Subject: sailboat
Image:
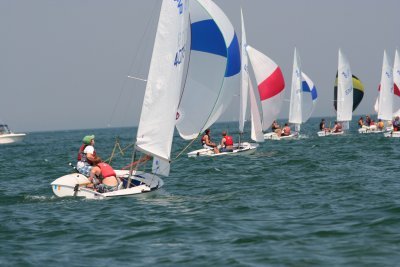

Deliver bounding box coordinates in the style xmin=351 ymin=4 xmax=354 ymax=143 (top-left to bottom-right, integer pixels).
xmin=318 ymin=49 xmax=363 ymax=136
xmin=0 ymin=124 xmax=26 ymax=144
xmin=187 ymin=8 xmax=261 ymax=157
xmin=51 ymin=0 xmax=189 ymax=199
xmin=363 ymin=51 xmax=394 ymax=134
xmin=265 ymin=48 xmax=317 ymax=140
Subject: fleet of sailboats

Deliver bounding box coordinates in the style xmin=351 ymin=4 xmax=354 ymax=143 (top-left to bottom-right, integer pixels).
xmin=0 ymin=0 xmax=389 ymax=197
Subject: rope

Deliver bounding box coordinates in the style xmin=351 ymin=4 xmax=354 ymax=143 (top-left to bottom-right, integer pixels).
xmin=173 ymin=133 xmax=201 ymax=161
xmin=105 ymin=142 xmax=134 ymax=163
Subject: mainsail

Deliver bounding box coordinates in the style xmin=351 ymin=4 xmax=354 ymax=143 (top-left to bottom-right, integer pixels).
xmin=136 ymin=0 xmax=189 ymax=176
xmin=176 ymin=0 xmax=241 ymax=140
xmin=288 ymin=48 xmax=303 ymax=129
xmin=393 ymin=49 xmax=400 ymax=117
xmin=335 ymin=49 xmax=354 ymax=123
xmin=377 ymin=50 xmax=394 ymax=121
xmin=241 ymin=9 xmax=263 ymax=142
xmin=246 ymin=45 xmax=285 ymax=131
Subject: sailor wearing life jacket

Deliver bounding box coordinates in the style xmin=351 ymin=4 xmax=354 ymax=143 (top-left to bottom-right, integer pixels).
xmin=332 ymin=121 xmax=343 ymax=133
xmin=220 ymin=131 xmax=234 ymax=153
xmin=76 ymin=135 xmax=97 ymax=177
xmin=95 ymin=162 xmax=119 ymax=193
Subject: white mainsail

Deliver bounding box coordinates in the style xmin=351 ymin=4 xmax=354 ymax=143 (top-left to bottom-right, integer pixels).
xmin=136 ymin=0 xmax=189 ymax=176
xmin=246 ymin=45 xmax=285 ymax=131
xmin=288 ymin=48 xmax=303 ymax=131
xmin=249 ymin=81 xmax=264 ymax=142
xmin=337 ymin=49 xmax=353 ymax=124
xmin=240 ymin=9 xmax=263 ymax=142
xmin=377 ymin=50 xmax=394 ymax=121
xmin=176 ymin=0 xmax=241 ymax=140
xmin=239 ymin=8 xmax=248 ymax=134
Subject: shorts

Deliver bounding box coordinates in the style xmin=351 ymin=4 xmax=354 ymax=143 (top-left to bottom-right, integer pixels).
xmin=97 ymin=184 xmax=118 ymax=193
xmin=220 ymin=147 xmax=233 ymax=153
xmin=76 ymin=162 xmax=92 ymax=177
xmin=203 ymin=144 xmax=215 ymax=150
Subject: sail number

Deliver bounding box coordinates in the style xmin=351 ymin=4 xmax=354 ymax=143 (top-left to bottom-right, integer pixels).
xmin=174 ymin=0 xmax=183 ymax=14
xmin=174 ymin=46 xmax=185 ymax=66
xmin=345 ymin=87 xmax=353 ymax=95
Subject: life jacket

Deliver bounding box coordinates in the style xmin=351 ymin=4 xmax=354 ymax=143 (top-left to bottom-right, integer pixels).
xmin=97 ymin=162 xmax=116 ymax=179
xmin=77 ymin=144 xmax=96 ymax=164
xmin=224 ymin=136 xmax=233 ymax=146
xmin=335 ymin=124 xmax=342 ymax=132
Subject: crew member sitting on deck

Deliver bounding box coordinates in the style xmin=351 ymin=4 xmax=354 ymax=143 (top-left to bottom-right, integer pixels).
xmin=393 ymin=116 xmax=400 ymax=131
xmin=271 ymin=120 xmax=282 ymax=137
xmin=365 ymin=115 xmax=372 ymax=126
xmin=319 ymin=119 xmax=330 ymax=132
xmin=219 ymin=131 xmax=234 ymax=153
xmin=332 ymin=121 xmax=343 ymax=133
xmin=201 ymin=129 xmax=219 ymax=154
xmin=358 ymin=117 xmax=364 ymax=128
xmin=76 ymin=135 xmax=98 ymax=178
xmin=281 ymin=123 xmax=291 ymax=136
xmin=90 ymin=157 xmax=119 ymax=193
xmin=377 ymin=119 xmax=384 ymax=131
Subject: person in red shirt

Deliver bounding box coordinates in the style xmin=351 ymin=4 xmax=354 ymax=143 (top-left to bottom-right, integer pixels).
xmin=220 ymin=131 xmax=234 ymax=153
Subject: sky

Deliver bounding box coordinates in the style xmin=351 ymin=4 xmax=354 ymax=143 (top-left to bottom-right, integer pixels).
xmin=1 ymin=0 xmax=399 ymax=132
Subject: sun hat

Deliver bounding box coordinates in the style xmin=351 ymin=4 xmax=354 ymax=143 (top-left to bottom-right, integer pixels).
xmin=82 ymin=135 xmax=95 ymax=145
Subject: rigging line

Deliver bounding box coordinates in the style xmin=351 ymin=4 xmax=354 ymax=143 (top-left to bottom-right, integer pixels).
xmin=104 ymin=142 xmax=134 ymax=163
xmin=173 ymin=133 xmax=201 ymax=161
xmin=107 ymin=0 xmax=160 ymax=127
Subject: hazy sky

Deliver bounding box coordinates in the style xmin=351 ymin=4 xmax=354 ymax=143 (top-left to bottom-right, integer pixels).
xmin=1 ymin=0 xmax=399 ymax=132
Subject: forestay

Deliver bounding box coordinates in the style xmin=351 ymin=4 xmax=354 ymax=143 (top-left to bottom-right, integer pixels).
xmin=377 ymin=50 xmax=394 ymax=121
xmin=176 ymin=0 xmax=241 ymax=140
xmin=246 ymin=45 xmax=285 ymax=131
xmin=135 ymin=0 xmax=189 ymax=176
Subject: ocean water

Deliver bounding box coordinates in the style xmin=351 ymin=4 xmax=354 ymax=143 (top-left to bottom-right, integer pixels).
xmin=1 ymin=117 xmax=400 ymax=266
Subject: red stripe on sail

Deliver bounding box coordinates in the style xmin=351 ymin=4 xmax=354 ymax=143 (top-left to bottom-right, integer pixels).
xmin=379 ymin=83 xmax=400 ymax=97
xmin=258 ymin=67 xmax=285 ymax=101
xmin=394 ymin=83 xmax=400 ymax=97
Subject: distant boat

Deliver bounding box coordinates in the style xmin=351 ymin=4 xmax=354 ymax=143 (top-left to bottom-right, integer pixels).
xmin=288 ymin=48 xmax=318 ymax=134
xmin=319 ymin=49 xmax=363 ymax=136
xmin=0 ymin=124 xmax=26 ymax=144
xmin=363 ymin=51 xmax=393 ymax=134
xmin=238 ymin=13 xmax=285 ymax=141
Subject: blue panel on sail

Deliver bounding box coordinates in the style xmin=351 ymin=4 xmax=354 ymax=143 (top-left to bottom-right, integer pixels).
xmin=302 ymin=80 xmax=317 ymax=101
xmin=191 ymin=20 xmax=226 ymax=58
xmin=225 ymin=33 xmax=241 ymax=77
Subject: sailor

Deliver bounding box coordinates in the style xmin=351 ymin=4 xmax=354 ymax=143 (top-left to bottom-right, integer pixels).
xmin=358 ymin=117 xmax=364 ymax=128
xmin=76 ymin=135 xmax=97 ymax=178
xmin=332 ymin=121 xmax=343 ymax=133
xmin=94 ymin=160 xmax=119 ymax=193
xmin=281 ymin=123 xmax=291 ymax=136
xmin=393 ymin=116 xmax=400 ymax=131
xmin=319 ymin=119 xmax=330 ymax=132
xmin=201 ymin=129 xmax=219 ymax=154
xmin=271 ymin=120 xmax=282 ymax=137
xmin=365 ymin=115 xmax=372 ymax=126
xmin=377 ymin=119 xmax=384 ymax=130
xmin=220 ymin=131 xmax=234 ymax=153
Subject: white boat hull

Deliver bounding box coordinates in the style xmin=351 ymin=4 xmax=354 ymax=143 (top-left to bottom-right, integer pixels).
xmin=358 ymin=126 xmax=384 ymax=134
xmin=317 ymin=131 xmax=344 ymax=137
xmin=0 ymin=133 xmax=26 ymax=144
xmin=384 ymin=131 xmax=400 ymax=138
xmin=51 ymin=170 xmax=164 ymax=199
xmin=187 ymin=142 xmax=258 ymax=157
xmin=263 ymin=132 xmax=298 ymax=140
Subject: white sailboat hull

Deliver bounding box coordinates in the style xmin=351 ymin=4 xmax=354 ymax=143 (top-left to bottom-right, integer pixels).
xmin=384 ymin=131 xmax=400 ymax=138
xmin=263 ymin=132 xmax=299 ymax=140
xmin=0 ymin=133 xmax=26 ymax=144
xmin=51 ymin=170 xmax=163 ymax=199
xmin=187 ymin=142 xmax=258 ymax=158
xmin=358 ymin=126 xmax=385 ymax=134
xmin=317 ymin=131 xmax=344 ymax=137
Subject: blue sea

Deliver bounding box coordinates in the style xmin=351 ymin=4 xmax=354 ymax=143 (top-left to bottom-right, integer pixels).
xmin=1 ymin=117 xmax=399 ymax=266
